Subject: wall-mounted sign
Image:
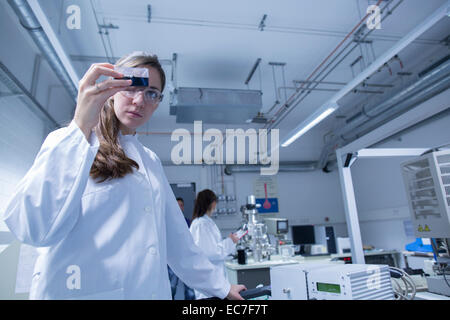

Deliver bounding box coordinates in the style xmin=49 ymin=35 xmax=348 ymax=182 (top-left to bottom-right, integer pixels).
xmin=253 ymin=176 xmax=279 ymax=214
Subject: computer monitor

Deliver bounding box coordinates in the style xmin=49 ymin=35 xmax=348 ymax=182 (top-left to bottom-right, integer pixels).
xmin=291 ymin=225 xmax=315 ymax=245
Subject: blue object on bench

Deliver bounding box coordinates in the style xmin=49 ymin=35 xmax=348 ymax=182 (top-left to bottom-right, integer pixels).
xmin=405 ymin=238 xmax=433 ymax=253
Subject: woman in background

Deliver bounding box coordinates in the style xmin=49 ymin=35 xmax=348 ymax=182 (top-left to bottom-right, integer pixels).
xmin=189 ymin=189 xmax=240 ymax=299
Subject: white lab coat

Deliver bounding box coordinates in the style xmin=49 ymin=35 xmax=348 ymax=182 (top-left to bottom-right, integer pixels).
xmin=189 ymin=215 xmax=236 ymax=299
xmin=2 ymin=121 xmax=230 ymax=300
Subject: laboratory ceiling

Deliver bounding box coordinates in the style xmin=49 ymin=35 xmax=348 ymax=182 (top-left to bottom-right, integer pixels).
xmin=7 ymin=0 xmax=450 ymax=161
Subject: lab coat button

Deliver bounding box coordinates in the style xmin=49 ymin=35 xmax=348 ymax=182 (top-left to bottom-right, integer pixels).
xmin=149 ymin=247 xmax=157 ymax=255
xmin=145 ymin=206 xmax=151 ymax=213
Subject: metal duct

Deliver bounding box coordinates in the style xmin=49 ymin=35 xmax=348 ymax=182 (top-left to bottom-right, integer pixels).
xmin=318 ymin=58 xmax=450 ymax=169
xmin=342 ymin=59 xmax=450 ymax=137
xmin=171 ymin=87 xmax=263 ymax=124
xmin=0 ymin=60 xmax=59 ymax=128
xmin=224 ymin=161 xmax=317 ymax=175
xmin=8 ymin=0 xmax=77 ymax=102
xmin=343 ymin=74 xmax=450 ymax=141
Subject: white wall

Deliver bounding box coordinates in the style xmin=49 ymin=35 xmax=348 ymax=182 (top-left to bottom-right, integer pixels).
xmin=161 ymin=162 xmax=349 ymax=241
xmin=232 ymin=170 xmax=346 ymax=225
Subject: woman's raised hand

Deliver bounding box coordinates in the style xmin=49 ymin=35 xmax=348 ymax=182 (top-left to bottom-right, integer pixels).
xmin=73 ymin=63 xmax=132 ymax=139
xmin=229 ymin=233 xmax=240 ymax=244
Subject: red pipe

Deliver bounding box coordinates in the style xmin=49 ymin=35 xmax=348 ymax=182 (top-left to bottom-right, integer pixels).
xmin=268 ymin=0 xmax=384 ymax=123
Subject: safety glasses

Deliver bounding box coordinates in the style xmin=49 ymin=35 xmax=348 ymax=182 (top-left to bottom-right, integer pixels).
xmin=120 ymin=87 xmax=164 ymax=105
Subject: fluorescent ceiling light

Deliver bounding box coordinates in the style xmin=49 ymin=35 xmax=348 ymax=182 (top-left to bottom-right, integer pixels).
xmin=281 ymin=104 xmax=337 ymax=147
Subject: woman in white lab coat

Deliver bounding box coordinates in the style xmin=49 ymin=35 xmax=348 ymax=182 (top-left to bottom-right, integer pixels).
xmin=189 ymin=189 xmax=240 ymax=299
xmin=2 ymin=52 xmax=245 ymax=300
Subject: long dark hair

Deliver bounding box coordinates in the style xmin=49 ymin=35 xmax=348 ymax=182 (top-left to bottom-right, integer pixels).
xmin=192 ymin=189 xmax=217 ymax=220
xmin=90 ymin=52 xmax=166 ymax=183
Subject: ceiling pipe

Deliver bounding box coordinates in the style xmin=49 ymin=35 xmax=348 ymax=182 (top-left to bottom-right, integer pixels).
xmin=342 ymin=59 xmax=450 ymax=138
xmin=319 ymin=85 xmax=450 ymax=170
xmin=342 ymin=74 xmax=450 ymax=141
xmin=318 ymin=59 xmax=450 ymax=169
xmin=266 ymin=0 xmax=403 ymax=134
xmin=69 ymin=54 xmax=173 ymax=66
xmin=224 ymin=161 xmax=317 ymax=175
xmin=293 ymin=80 xmax=394 ymax=88
xmin=0 ymin=60 xmax=59 ymax=128
xmin=8 ymin=0 xmax=78 ymax=103
xmin=340 ymin=75 xmax=450 ymax=141
xmin=278 ymin=86 xmax=384 ymax=97
xmin=280 ymin=1 xmax=449 ymax=147
xmin=266 ymin=0 xmax=384 ymax=128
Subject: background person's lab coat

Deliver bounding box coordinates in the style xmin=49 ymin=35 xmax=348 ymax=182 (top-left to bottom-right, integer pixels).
xmin=2 ymin=121 xmax=230 ymax=299
xmin=189 ymin=214 xmax=236 ymax=299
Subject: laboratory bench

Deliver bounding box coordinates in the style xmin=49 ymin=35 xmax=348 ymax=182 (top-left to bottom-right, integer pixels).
xmin=225 ymin=254 xmax=340 ymax=288
xmin=330 ymin=249 xmax=402 ymax=267
xmin=225 ymin=251 xmax=450 ymax=300
xmin=414 ymin=291 xmax=450 ymax=300
xmin=225 ymin=250 xmax=402 ymax=289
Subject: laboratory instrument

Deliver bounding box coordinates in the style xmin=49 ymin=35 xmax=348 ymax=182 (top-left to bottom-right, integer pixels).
xmin=270 ymin=263 xmax=395 ymax=300
xmin=263 ymin=217 xmax=289 ymax=254
xmin=238 ymin=195 xmax=275 ymax=262
xmin=401 ymin=148 xmax=450 ymax=296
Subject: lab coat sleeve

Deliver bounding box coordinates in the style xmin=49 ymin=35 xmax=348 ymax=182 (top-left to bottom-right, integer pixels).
xmin=160 ymin=168 xmax=230 ymax=299
xmin=3 ymin=120 xmax=100 ymax=247
xmin=189 ymin=221 xmax=236 ymax=263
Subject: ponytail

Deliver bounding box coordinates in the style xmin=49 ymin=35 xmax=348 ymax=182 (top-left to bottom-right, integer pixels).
xmin=192 ymin=189 xmax=217 ymax=220
xmin=89 ymin=98 xmax=139 ymax=183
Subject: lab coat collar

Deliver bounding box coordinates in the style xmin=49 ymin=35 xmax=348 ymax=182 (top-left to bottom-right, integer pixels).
xmin=118 ymin=130 xmax=140 ymax=143
xmin=202 ymin=214 xmax=215 ymax=224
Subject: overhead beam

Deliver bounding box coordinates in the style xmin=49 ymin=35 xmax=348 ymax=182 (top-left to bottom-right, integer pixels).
xmin=332 ymin=1 xmax=450 ymax=103
xmin=26 ymin=0 xmax=79 ymax=90
xmin=340 ymin=88 xmax=450 ymax=154
xmin=0 ymin=60 xmax=59 ymax=128
xmin=357 ymin=148 xmax=428 ymax=158
xmin=245 ymin=58 xmax=262 ymax=85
